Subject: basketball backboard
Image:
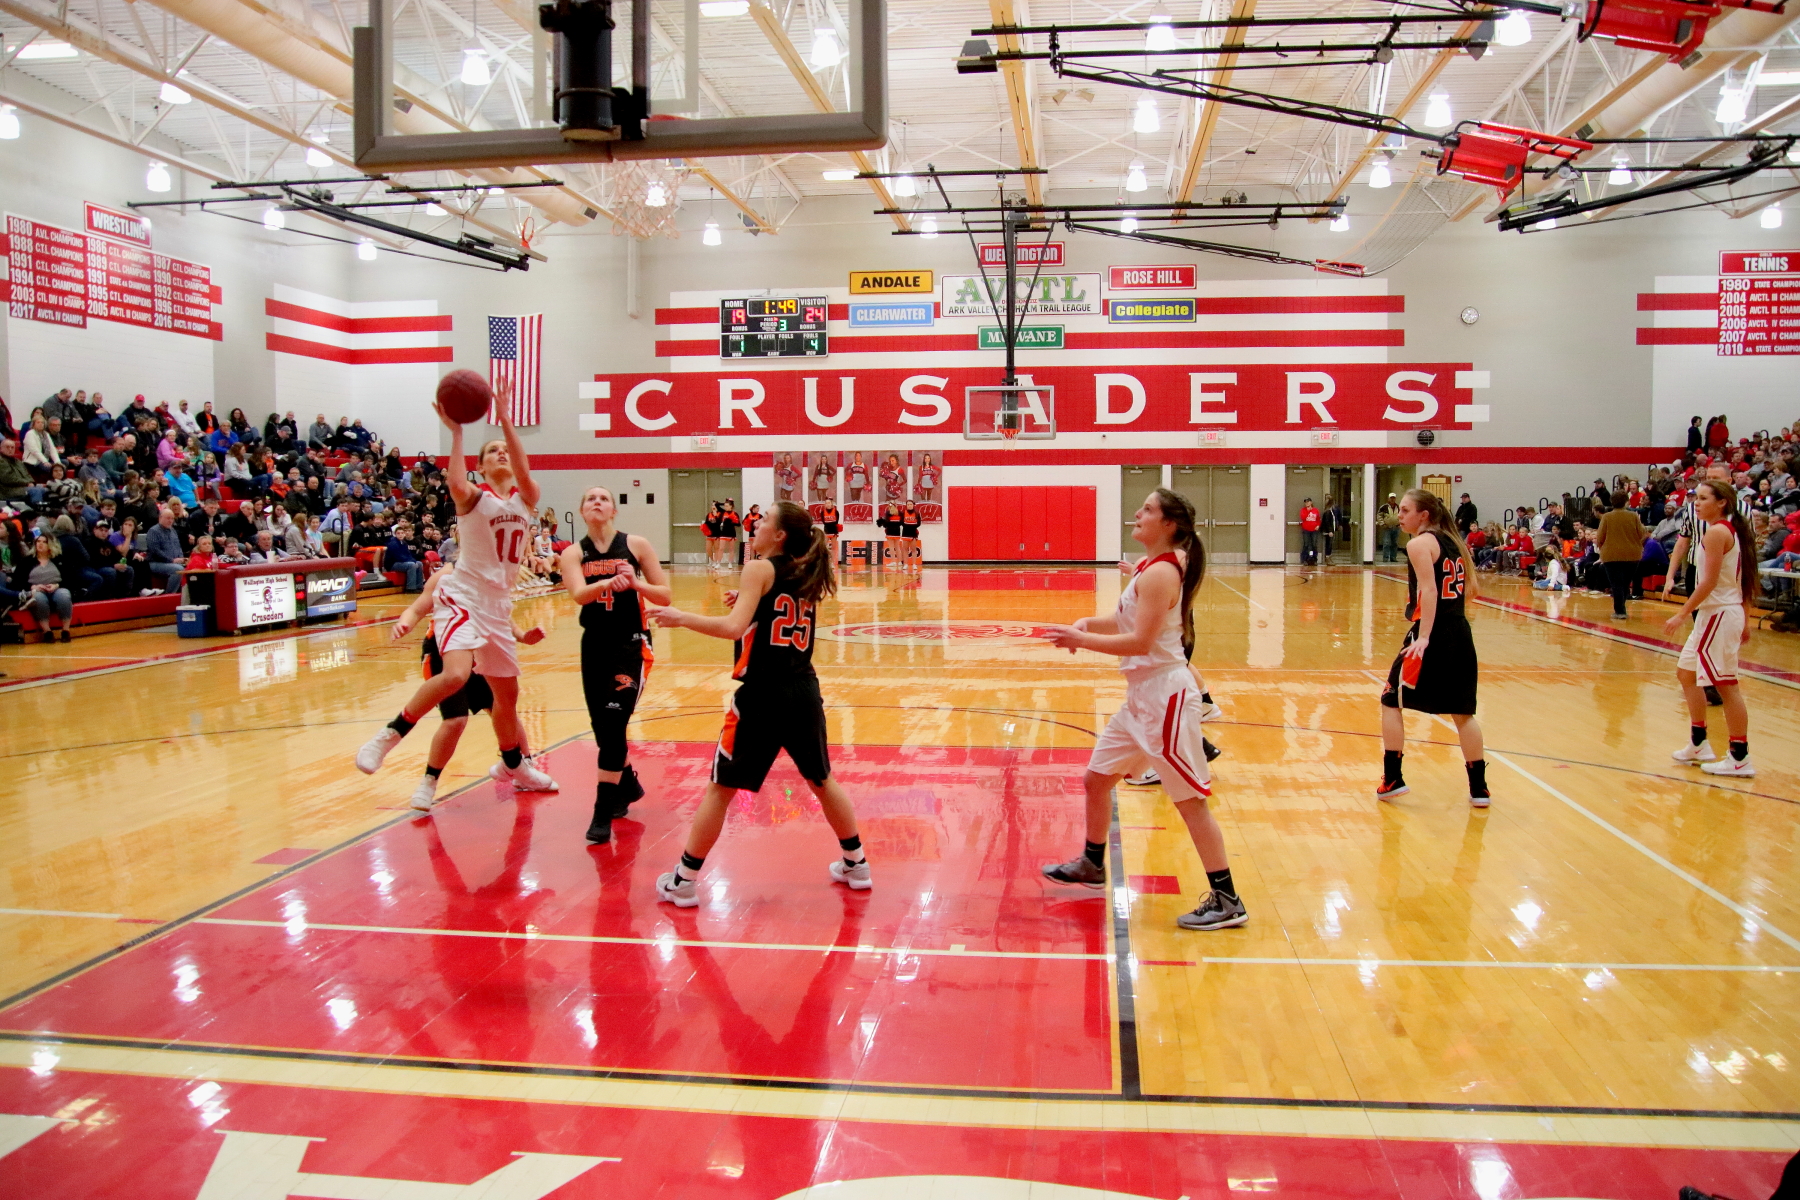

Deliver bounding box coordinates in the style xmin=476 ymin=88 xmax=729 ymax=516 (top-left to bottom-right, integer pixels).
xmin=353 ymin=0 xmax=886 ymax=172
xmin=965 ymin=384 xmax=1056 ymax=441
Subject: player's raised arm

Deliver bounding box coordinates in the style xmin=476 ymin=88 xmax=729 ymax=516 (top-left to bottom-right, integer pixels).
xmin=492 ymin=378 xmax=539 ymax=510
xmin=437 ymin=402 xmax=478 ymax=514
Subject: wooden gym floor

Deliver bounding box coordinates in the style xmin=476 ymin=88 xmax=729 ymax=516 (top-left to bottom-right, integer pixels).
xmin=0 ymin=564 xmax=1795 ymax=1198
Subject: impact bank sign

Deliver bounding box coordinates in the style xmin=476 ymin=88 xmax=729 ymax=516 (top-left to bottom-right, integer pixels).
xmin=940 ymin=273 xmax=1103 ymax=318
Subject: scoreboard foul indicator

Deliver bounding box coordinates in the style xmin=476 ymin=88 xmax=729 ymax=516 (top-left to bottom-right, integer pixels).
xmin=720 ymin=296 xmax=829 ymax=358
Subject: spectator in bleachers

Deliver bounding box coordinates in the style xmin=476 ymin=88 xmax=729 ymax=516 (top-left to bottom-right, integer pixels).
xmin=206 ymin=422 xmax=236 ymax=460
xmin=194 ymin=401 xmax=218 ymax=434
xmin=227 ymin=407 xmax=257 ymax=445
xmin=1454 ymin=492 xmax=1478 ymax=535
xmin=172 ymin=400 xmax=200 ymax=438
xmin=22 ymin=415 xmax=60 ymax=476
xmin=215 ymin=537 xmax=249 ymax=567
xmin=186 ymin=535 xmax=215 ymax=570
xmin=222 ymin=443 xmax=252 ymax=492
xmin=16 ymin=532 xmax=74 ymax=640
xmin=98 ymin=435 xmax=132 ymax=488
xmin=0 ymin=439 xmax=30 ymax=506
xmin=167 ymin=462 xmax=198 ymax=509
xmin=384 ymin=521 xmax=424 ymax=592
xmin=51 ymin=515 xmax=101 ymax=599
xmin=144 ymin=508 xmax=184 ymax=594
xmin=248 ymin=529 xmax=287 ymax=564
xmin=43 ymin=464 xmax=79 ymax=511
xmin=1532 ymin=544 xmax=1569 ymax=591
xmin=307 ymin=413 xmax=333 ymax=449
xmin=120 ymin=394 xmax=153 ymax=431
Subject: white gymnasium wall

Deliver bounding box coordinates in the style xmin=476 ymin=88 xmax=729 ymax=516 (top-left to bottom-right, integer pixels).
xmin=532 ymin=469 xmax=671 ymax=550
xmin=6 ymin=314 xmax=214 ymax=411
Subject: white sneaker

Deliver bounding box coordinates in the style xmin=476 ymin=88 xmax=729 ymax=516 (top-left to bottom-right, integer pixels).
xmin=1701 ymin=756 xmax=1755 ymax=777
xmin=488 ymin=756 xmax=560 ymax=791
xmin=1671 ymin=742 xmax=1719 ymax=765
xmin=410 ymin=775 xmax=439 ymax=812
xmin=1122 ymin=770 xmax=1161 ymax=786
xmin=655 ymin=871 xmax=699 ymax=907
xmin=829 ymin=858 xmax=872 ymax=890
xmin=498 ymin=757 xmax=558 ymax=792
xmin=355 ymin=727 xmax=403 ymax=774
xmin=1199 ymin=700 xmax=1225 ymax=723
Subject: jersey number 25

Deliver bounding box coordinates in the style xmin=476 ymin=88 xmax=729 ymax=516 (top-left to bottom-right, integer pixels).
xmin=769 ymin=593 xmax=813 ymax=650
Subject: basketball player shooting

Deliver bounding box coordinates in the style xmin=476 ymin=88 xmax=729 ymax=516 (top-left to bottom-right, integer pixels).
xmin=355 ymin=377 xmax=557 ymax=792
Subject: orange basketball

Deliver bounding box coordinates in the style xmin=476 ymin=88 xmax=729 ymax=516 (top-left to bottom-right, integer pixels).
xmin=436 ymin=369 xmax=492 ymax=425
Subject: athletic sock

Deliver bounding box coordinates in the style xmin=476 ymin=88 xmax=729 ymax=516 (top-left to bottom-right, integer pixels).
xmin=501 ymin=746 xmax=523 ymax=770
xmin=424 ymin=764 xmax=443 ymax=779
xmin=1205 ymin=867 xmax=1237 ymax=899
xmin=1691 ymin=723 xmax=1709 ymax=747
xmin=1201 ymin=691 xmax=1214 ymax=704
xmin=1729 ymin=738 xmax=1749 ymax=762
xmin=1083 ymin=840 xmax=1107 ymax=869
xmin=387 ymin=712 xmax=417 ymax=737
xmin=1382 ymin=749 xmax=1404 ymax=782
xmin=674 ymin=851 xmax=705 ymax=883
xmin=838 ymin=834 xmax=865 ymax=867
xmin=1466 ymin=759 xmax=1489 ymax=797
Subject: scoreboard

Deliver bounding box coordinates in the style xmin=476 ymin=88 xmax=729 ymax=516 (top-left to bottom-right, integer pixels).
xmin=720 ymin=296 xmax=829 ymax=357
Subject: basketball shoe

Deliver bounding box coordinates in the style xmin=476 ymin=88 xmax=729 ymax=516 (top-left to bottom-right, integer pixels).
xmin=654 ymin=871 xmax=699 ymax=907
xmin=1176 ymin=890 xmax=1248 ymax=931
xmin=829 ymin=859 xmax=873 ymax=890
xmin=490 ymin=756 xmax=560 ymax=790
xmin=1375 ymin=777 xmax=1410 ymax=800
xmin=1700 ymin=756 xmax=1755 ymax=777
xmin=1042 ymin=856 xmax=1106 ymax=888
xmin=1122 ymin=770 xmax=1161 ymax=786
xmin=1671 ymin=742 xmax=1719 ymax=765
xmin=409 ymin=775 xmax=438 ymax=812
xmin=355 ymin=727 xmax=402 ymax=774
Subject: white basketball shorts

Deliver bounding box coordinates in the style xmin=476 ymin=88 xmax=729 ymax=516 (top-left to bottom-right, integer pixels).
xmin=1678 ymin=605 xmax=1744 ymax=687
xmin=431 ymin=582 xmax=519 ymax=679
xmin=1089 ymin=667 xmax=1213 ymax=802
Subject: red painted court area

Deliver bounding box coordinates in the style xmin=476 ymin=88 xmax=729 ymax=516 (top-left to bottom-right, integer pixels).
xmin=1 ymin=1066 xmax=1790 ymax=1199
xmin=0 ymin=742 xmax=1114 ymax=1092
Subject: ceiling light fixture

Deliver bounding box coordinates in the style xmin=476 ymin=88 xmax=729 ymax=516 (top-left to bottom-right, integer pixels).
xmin=821 ymin=168 xmax=857 ymax=181
xmin=145 ymin=161 xmax=172 ymax=192
xmin=159 ymin=82 xmax=191 ymax=104
xmin=1762 ymin=202 xmax=1783 ymax=229
xmin=262 ymin=206 xmax=285 ymax=230
xmin=1125 ymin=161 xmax=1148 ymax=192
xmin=699 ymin=0 xmax=748 ymax=13
xmin=1756 ymin=70 xmax=1800 ymax=85
xmin=1369 ymin=159 xmax=1391 ymax=188
xmin=17 ymin=41 xmax=78 ymax=60
xmin=645 ymin=181 xmax=668 ymax=207
xmin=487 ymin=186 xmax=504 ymax=196
xmin=893 ymin=174 xmax=917 ymax=197
xmin=0 ymin=106 xmax=19 ymax=140
xmin=1608 ymin=156 xmax=1632 ymax=184
xmin=358 ymin=240 xmax=378 ymax=261
xmin=1330 ymin=212 xmax=1350 ymax=231
xmin=460 ymin=49 xmax=490 ymax=86
xmin=305 ymin=146 xmax=331 ymax=168
xmin=1424 ymin=93 xmax=1453 ymax=128
xmin=1145 ymin=17 xmax=1177 ymax=53
xmin=1133 ymin=97 xmax=1161 ymax=133
xmin=703 ymin=220 xmax=722 ymax=245
xmin=1538 ymin=217 xmax=1557 ymax=229
xmin=1717 ymin=82 xmax=1751 ymax=124
xmin=920 ymin=215 xmax=938 ymax=238
xmin=809 ymin=27 xmax=843 ymax=69
xmin=1120 ymin=212 xmax=1139 ymax=233
xmin=1496 ymin=11 xmax=1532 ymax=46
xmin=425 ymin=202 xmax=447 ymax=215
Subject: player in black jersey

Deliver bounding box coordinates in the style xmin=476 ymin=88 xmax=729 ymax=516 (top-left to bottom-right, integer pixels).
xmin=1378 ymin=488 xmax=1489 ymax=807
xmin=645 ymin=500 xmax=869 ymax=906
xmin=559 ymin=486 xmax=672 ymax=844
xmin=900 ymin=500 xmax=922 ymax=573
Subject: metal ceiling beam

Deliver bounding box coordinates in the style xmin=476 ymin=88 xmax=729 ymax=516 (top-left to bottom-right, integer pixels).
xmin=1176 ymin=0 xmax=1254 ymax=203
xmin=1316 ymin=18 xmax=1481 ymax=210
xmin=0 ymin=85 xmax=229 ymax=180
xmin=747 ymin=0 xmax=906 ymax=230
xmin=988 ymin=0 xmax=1043 ymax=205
xmin=685 ymin=160 xmax=778 ymax=233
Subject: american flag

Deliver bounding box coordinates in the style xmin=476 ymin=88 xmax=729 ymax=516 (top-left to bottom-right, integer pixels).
xmin=488 ymin=313 xmax=542 ymax=425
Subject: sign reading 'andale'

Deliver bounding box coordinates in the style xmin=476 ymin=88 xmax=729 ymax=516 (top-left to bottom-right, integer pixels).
xmin=850 ymin=270 xmax=934 ymax=294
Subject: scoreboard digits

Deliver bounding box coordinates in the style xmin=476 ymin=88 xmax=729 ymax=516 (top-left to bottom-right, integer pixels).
xmin=720 ymin=295 xmax=829 ymax=357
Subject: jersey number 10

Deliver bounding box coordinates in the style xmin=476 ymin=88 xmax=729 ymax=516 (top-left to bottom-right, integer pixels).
xmin=494 ymin=528 xmax=525 ymax=565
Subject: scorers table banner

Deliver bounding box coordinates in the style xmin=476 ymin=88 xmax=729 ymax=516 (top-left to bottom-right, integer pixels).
xmin=584 ymin=363 xmax=1478 ymax=436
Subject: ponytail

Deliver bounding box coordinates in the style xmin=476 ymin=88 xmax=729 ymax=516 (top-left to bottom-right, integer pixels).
xmin=1151 ymin=487 xmax=1207 ymax=658
xmin=1699 ymin=480 xmax=1760 ymax=599
xmin=1401 ymin=488 xmax=1478 ymax=594
xmin=768 ymin=499 xmax=837 ymax=604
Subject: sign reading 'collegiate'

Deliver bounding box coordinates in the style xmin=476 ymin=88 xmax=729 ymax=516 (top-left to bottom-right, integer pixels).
xmin=1108 ymin=298 xmax=1197 ymax=323
xmin=1108 ymin=264 xmax=1196 ymax=290
xmin=584 ymin=363 xmax=1476 ymax=436
xmin=849 ymin=270 xmax=934 ymax=294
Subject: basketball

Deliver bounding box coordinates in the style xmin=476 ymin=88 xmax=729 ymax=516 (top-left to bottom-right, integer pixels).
xmin=436 ymin=369 xmax=492 ymax=424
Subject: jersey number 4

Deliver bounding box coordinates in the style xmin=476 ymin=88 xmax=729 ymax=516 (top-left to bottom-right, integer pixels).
xmin=768 ymin=593 xmax=813 ymax=650
xmin=1440 ymin=558 xmax=1467 ymax=600
xmin=493 ymin=528 xmax=524 ymax=565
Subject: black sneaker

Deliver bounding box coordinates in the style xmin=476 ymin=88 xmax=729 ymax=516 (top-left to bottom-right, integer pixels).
xmin=1203 ymin=738 xmax=1222 ymax=762
xmin=1041 ymin=855 xmax=1105 ymax=888
xmin=611 ymin=765 xmax=645 ymax=818
xmin=1176 ymin=890 xmax=1248 ymax=930
xmin=1705 ymin=686 xmax=1723 ymax=706
xmin=1679 ymin=1188 xmax=1738 ymax=1200
xmin=1375 ymin=776 xmax=1410 ymax=800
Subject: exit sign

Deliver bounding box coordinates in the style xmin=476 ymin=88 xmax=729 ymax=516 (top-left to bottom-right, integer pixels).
xmin=978 ymin=325 xmax=1064 ymax=349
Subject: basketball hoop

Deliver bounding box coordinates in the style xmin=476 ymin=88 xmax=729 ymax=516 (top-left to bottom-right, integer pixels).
xmin=999 ymin=421 xmax=1020 ymax=448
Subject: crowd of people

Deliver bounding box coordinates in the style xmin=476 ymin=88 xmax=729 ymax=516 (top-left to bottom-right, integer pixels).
xmin=0 ymin=390 xmax=533 ymax=638
xmin=1370 ymin=419 xmax=1800 ymax=624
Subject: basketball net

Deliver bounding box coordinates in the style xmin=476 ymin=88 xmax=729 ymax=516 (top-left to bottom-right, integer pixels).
xmin=999 ymin=420 xmax=1019 ymax=448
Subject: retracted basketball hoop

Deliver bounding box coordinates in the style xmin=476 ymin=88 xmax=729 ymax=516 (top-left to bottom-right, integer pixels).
xmin=1579 ymin=0 xmax=1787 ymax=62
xmin=1431 ymin=122 xmax=1593 ymax=198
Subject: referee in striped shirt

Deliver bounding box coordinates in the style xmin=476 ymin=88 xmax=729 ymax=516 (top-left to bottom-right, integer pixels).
xmin=1664 ymin=464 xmax=1749 ymax=705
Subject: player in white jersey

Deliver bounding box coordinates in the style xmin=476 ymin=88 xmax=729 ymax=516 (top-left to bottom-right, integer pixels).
xmin=1666 ymin=479 xmax=1760 ymax=777
xmin=354 ymin=378 xmax=556 ymax=791
xmin=1038 ymin=488 xmax=1247 ymax=932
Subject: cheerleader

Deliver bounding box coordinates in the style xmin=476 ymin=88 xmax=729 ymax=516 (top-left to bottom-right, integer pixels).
xmin=811 ymin=455 xmax=836 ymax=502
xmin=645 ymin=501 xmax=870 ymax=906
xmin=742 ymin=504 xmax=764 ymax=560
xmin=818 ymin=499 xmax=841 ymax=564
xmin=702 ymin=501 xmax=723 ymax=570
xmin=880 ymin=500 xmax=905 ymax=571
xmin=880 ymin=453 xmax=906 ymax=503
xmin=847 ymin=452 xmax=869 ymax=502
xmin=560 ymin=486 xmax=672 ymax=843
xmin=915 ymin=453 xmax=940 ymax=503
xmin=776 ymin=454 xmax=801 ymax=503
xmin=901 ymin=498 xmax=922 ymax=573
xmin=1038 ymin=488 xmax=1246 ymax=931
xmin=1666 ymin=479 xmax=1759 ymax=777
xmin=1377 ymin=488 xmax=1488 ymax=806
xmin=720 ymin=499 xmax=742 ymax=568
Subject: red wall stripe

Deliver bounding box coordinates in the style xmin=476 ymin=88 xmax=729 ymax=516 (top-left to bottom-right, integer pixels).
xmin=265 ymin=333 xmax=454 ymax=364
xmin=654 ymin=295 xmax=1403 ymax=325
xmin=265 ymin=298 xmax=453 ymax=334
xmin=1635 ymin=327 xmax=1715 ymax=345
xmin=1636 ymin=292 xmax=1714 ymax=311
xmin=655 ymin=328 xmax=1405 ymax=357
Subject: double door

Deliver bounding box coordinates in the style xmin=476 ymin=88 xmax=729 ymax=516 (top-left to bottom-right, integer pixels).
xmin=1169 ymin=465 xmax=1251 ymax=563
xmin=669 ymin=468 xmax=742 ymax=562
xmin=949 ymin=486 xmax=1097 ymax=560
xmin=1285 ymin=465 xmax=1361 ymax=562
